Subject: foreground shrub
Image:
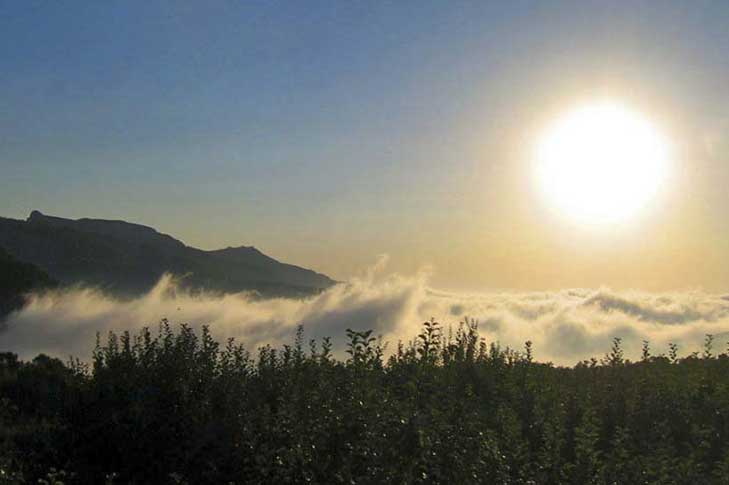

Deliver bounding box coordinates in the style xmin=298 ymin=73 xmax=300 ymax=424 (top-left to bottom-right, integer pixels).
xmin=2 ymin=321 xmax=729 ymax=483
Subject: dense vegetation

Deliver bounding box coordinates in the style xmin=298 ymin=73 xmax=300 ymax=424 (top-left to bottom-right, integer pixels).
xmin=2 ymin=320 xmax=729 ymax=484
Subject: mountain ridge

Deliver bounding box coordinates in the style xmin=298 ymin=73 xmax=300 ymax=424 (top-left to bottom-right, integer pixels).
xmin=0 ymin=211 xmax=335 ymax=298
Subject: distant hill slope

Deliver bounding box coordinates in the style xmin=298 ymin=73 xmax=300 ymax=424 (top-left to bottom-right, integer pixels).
xmin=0 ymin=211 xmax=335 ymax=298
xmin=0 ymin=247 xmax=57 ymax=319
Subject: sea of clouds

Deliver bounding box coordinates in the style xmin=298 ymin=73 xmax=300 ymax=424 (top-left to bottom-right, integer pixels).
xmin=3 ymin=257 xmax=729 ymax=365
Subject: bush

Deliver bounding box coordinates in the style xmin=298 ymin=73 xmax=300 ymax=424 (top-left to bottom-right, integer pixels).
xmin=2 ymin=321 xmax=729 ymax=483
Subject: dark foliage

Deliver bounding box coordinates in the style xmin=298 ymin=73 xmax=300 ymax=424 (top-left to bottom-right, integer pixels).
xmin=2 ymin=320 xmax=729 ymax=483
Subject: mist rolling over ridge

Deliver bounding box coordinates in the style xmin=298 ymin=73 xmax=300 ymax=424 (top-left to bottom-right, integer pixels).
xmin=5 ymin=2 xmax=729 ymax=480
xmin=2 ymin=211 xmax=728 ymax=365
xmin=4 ymin=258 xmax=729 ymax=366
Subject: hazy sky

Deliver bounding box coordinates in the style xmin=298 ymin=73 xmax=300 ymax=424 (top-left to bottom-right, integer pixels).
xmin=2 ymin=1 xmax=729 ymax=291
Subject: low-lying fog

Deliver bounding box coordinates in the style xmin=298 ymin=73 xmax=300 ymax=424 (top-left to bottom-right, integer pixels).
xmin=4 ymin=258 xmax=729 ymax=365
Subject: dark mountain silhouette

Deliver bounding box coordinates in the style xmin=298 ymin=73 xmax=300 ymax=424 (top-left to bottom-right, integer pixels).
xmin=0 ymin=211 xmax=335 ymax=298
xmin=0 ymin=247 xmax=57 ymax=319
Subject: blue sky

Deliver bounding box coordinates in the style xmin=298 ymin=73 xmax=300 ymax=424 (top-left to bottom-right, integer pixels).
xmin=2 ymin=1 xmax=729 ymax=289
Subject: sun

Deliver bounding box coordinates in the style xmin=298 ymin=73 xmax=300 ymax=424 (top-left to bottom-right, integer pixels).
xmin=535 ymin=102 xmax=670 ymax=225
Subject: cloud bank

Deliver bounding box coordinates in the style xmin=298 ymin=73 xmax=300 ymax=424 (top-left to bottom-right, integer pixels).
xmin=3 ymin=260 xmax=729 ymax=365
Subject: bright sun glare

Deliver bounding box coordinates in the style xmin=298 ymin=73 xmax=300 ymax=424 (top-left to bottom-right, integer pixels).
xmin=536 ymin=102 xmax=670 ymax=225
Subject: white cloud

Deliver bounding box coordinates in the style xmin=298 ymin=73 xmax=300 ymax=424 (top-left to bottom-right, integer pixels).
xmin=3 ymin=261 xmax=729 ymax=365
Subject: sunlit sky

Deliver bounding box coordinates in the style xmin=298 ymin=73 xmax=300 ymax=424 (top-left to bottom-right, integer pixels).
xmin=2 ymin=1 xmax=729 ymax=291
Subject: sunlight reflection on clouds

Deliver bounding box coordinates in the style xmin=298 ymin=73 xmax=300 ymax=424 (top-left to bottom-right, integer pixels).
xmin=4 ymin=262 xmax=729 ymax=365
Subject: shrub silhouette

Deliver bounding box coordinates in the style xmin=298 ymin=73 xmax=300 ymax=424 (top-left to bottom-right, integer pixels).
xmin=2 ymin=319 xmax=729 ymax=483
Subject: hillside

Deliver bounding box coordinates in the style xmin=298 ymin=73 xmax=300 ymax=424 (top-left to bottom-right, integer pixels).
xmin=0 ymin=247 xmax=57 ymax=319
xmin=0 ymin=211 xmax=335 ymax=298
